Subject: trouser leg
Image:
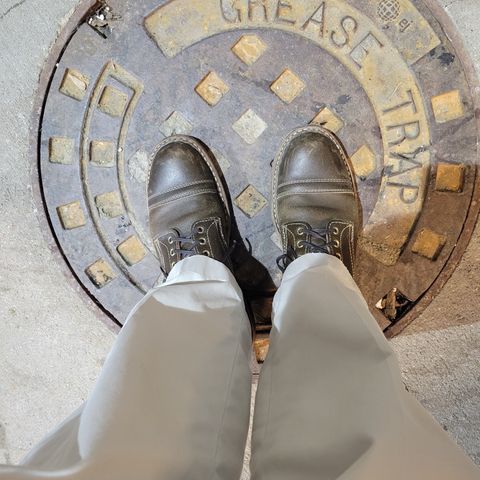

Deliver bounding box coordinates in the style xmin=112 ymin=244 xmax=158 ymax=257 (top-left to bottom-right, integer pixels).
xmin=251 ymin=253 xmax=479 ymax=480
xmin=0 ymin=256 xmax=252 ymax=480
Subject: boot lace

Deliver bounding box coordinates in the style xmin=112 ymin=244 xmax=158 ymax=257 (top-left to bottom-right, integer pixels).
xmin=169 ymin=228 xmax=237 ymax=264
xmin=171 ymin=232 xmax=200 ymax=259
xmin=276 ymin=227 xmax=332 ymax=273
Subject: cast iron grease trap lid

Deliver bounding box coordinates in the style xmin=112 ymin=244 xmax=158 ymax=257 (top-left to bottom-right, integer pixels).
xmin=36 ymin=0 xmax=480 ymax=360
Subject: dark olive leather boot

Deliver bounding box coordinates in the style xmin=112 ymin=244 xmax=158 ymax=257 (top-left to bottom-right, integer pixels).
xmin=272 ymin=125 xmax=362 ymax=274
xmin=148 ymin=136 xmax=232 ymax=276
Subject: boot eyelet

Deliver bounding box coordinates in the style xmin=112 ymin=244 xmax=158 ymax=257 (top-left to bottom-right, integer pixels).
xmin=203 ymin=250 xmax=211 ymax=256
xmin=333 ymin=240 xmax=340 ymax=248
xmin=297 ymin=227 xmax=304 ymax=235
xmin=170 ymin=248 xmax=175 ymax=256
xmin=197 ymin=226 xmax=205 ymax=234
xmin=332 ymin=227 xmax=339 ymax=235
xmin=336 ymin=253 xmax=342 ymax=259
xmin=168 ymin=236 xmax=174 ymax=244
xmin=199 ymin=238 xmax=206 ymax=245
xmin=171 ymin=261 xmax=176 ymax=267
xmin=297 ymin=241 xmax=304 ymax=248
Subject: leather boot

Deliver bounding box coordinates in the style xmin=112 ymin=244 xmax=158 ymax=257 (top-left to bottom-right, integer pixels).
xmin=272 ymin=125 xmax=362 ymax=274
xmin=148 ymin=135 xmax=232 ymax=276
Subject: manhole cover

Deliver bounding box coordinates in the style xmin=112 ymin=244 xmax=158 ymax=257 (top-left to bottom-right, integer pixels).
xmin=35 ymin=0 xmax=479 ymax=344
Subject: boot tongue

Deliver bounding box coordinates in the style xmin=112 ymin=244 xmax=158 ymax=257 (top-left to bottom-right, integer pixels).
xmin=304 ymin=227 xmax=330 ymax=254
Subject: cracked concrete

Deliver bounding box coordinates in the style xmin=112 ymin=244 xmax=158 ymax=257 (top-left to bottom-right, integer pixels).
xmin=0 ymin=0 xmax=29 ymax=21
xmin=0 ymin=0 xmax=479 ymax=471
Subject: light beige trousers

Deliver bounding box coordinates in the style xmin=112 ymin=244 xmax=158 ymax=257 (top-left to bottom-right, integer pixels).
xmin=0 ymin=254 xmax=478 ymax=480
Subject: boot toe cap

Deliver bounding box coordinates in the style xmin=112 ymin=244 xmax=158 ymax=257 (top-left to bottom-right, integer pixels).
xmin=278 ymin=130 xmax=353 ymax=185
xmin=148 ymin=141 xmax=213 ymax=199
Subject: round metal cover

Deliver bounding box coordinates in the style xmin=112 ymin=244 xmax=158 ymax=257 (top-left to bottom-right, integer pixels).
xmin=36 ymin=0 xmax=480 ymax=340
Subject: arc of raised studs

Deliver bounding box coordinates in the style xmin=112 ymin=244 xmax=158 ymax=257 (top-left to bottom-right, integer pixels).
xmin=80 ymin=60 xmax=149 ymax=293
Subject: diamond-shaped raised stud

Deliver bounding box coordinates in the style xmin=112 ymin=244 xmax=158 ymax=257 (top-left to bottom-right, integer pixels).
xmin=254 ymin=334 xmax=270 ymax=363
xmin=160 ymin=111 xmax=193 ymax=137
xmin=90 ymin=140 xmax=116 ymax=167
xmin=435 ymin=163 xmax=465 ymax=193
xmin=195 ymin=71 xmax=230 ymax=106
xmin=270 ymin=68 xmax=305 ymax=104
xmin=85 ymin=259 xmax=117 ymax=288
xmin=117 ymin=235 xmax=147 ymax=266
xmin=98 ymin=86 xmax=129 ymax=117
xmin=59 ymin=68 xmax=89 ymax=101
xmin=49 ymin=137 xmax=74 ymax=164
xmin=232 ymin=109 xmax=267 ymax=145
xmin=128 ymin=150 xmax=150 ymax=184
xmin=232 ymin=35 xmax=268 ymax=65
xmin=351 ymin=144 xmax=376 ymax=178
xmin=431 ymin=90 xmax=464 ymax=124
xmin=95 ymin=191 xmax=124 ymax=218
xmin=311 ymin=107 xmax=344 ymax=134
xmin=411 ymin=228 xmax=447 ymax=260
xmin=57 ymin=201 xmax=86 ymax=230
xmin=211 ymin=147 xmax=231 ymax=171
xmin=234 ymin=185 xmax=268 ymax=218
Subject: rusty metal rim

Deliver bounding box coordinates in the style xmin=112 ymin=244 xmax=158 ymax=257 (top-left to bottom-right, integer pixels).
xmin=29 ymin=0 xmax=121 ymax=334
xmin=29 ymin=0 xmax=480 ymax=338
xmin=385 ymin=0 xmax=480 ymax=337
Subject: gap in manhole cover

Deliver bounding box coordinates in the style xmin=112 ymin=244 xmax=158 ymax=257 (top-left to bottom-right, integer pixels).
xmin=35 ymin=0 xmax=480 ymax=362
